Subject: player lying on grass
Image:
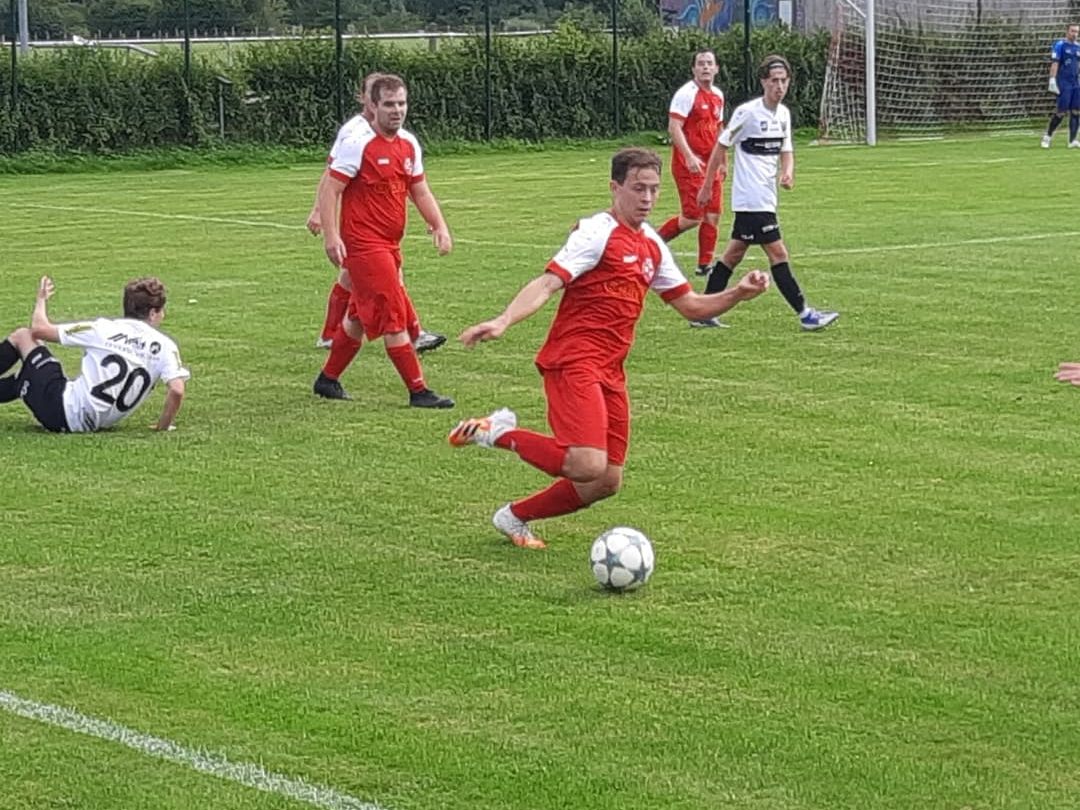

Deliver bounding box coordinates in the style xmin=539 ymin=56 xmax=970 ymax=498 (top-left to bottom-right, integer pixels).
xmin=0 ymin=276 xmax=189 ymax=433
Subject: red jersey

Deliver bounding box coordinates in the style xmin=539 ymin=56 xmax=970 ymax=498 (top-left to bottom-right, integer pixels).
xmin=328 ymin=126 xmax=425 ymax=251
xmin=668 ymin=80 xmax=725 ymax=168
xmin=537 ymin=212 xmax=692 ymax=373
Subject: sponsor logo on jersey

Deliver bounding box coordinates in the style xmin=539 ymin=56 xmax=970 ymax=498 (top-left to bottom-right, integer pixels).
xmin=377 ymin=157 xmax=391 ymax=165
xmin=107 ymin=332 xmax=150 ymax=351
xmin=149 ymin=341 xmax=161 ymax=355
xmin=622 ymin=254 xmax=639 ymax=264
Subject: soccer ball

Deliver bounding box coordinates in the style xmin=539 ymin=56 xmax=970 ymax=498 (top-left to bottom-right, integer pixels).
xmin=590 ymin=527 xmax=655 ymax=591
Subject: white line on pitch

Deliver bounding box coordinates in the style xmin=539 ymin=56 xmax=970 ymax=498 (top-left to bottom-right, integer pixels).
xmin=5 ymin=201 xmax=1074 ymax=259
xmin=0 ymin=689 xmax=386 ymax=810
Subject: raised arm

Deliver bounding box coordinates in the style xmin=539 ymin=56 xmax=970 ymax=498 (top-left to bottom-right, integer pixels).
xmin=408 ymin=179 xmax=452 ymax=255
xmin=30 ymin=276 xmax=59 ymax=343
xmin=459 ymin=272 xmax=564 ymax=347
xmin=668 ymin=270 xmax=770 ymax=321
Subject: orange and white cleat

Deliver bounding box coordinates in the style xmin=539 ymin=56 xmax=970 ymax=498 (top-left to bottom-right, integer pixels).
xmin=493 ymin=504 xmax=546 ymax=550
xmin=448 ymin=407 xmax=517 ymax=448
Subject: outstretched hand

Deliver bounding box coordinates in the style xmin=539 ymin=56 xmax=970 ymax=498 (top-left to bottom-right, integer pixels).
xmin=735 ymin=269 xmax=770 ymax=300
xmin=1055 ymin=362 xmax=1080 ymax=386
xmin=459 ymin=318 xmax=508 ymax=348
xmin=37 ymin=276 xmax=55 ymax=301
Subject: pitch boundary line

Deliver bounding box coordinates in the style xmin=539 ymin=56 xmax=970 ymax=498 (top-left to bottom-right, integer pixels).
xmin=0 ymin=689 xmax=386 ymax=810
xmin=5 ymin=201 xmax=1073 ymax=260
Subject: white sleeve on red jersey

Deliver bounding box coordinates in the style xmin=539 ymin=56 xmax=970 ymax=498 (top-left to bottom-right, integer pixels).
xmin=711 ymin=86 xmax=726 ymax=126
xmin=400 ymin=129 xmax=426 ymax=182
xmin=668 ymin=81 xmax=697 ymax=120
xmin=718 ymin=101 xmax=749 ymax=148
xmin=328 ymin=114 xmax=372 ymax=164
xmin=328 ymin=128 xmax=376 ymax=182
xmin=642 ymin=225 xmax=691 ymax=299
xmin=545 ymin=212 xmax=618 ymax=283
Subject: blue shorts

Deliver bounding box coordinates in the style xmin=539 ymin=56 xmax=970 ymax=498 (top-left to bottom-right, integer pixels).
xmin=1056 ymin=84 xmax=1080 ymax=113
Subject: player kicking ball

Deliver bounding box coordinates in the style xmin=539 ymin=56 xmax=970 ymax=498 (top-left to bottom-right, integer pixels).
xmin=448 ymin=147 xmax=769 ymax=550
xmin=0 ymin=276 xmax=189 ymax=433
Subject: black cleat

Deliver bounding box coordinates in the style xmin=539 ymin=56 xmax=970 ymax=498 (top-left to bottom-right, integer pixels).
xmin=414 ymin=330 xmax=447 ymax=354
xmin=314 ymin=372 xmax=351 ymax=400
xmin=409 ymin=388 xmax=455 ymax=409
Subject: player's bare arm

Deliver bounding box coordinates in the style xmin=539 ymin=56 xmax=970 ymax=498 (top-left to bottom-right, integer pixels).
xmin=30 ymin=276 xmax=60 ymax=343
xmin=697 ymin=142 xmax=728 ymax=207
xmin=459 ymin=272 xmax=564 ymax=348
xmin=668 ymin=117 xmax=703 ymax=174
xmin=306 ymin=171 xmax=329 ymax=235
xmin=1055 ymin=362 xmax=1080 ymax=385
xmin=408 ymin=180 xmax=452 ymax=255
xmin=319 ymin=175 xmax=349 ymax=267
xmin=153 ymin=378 xmax=186 ymax=431
xmin=669 ymin=270 xmax=770 ymax=322
xmin=779 ymin=152 xmax=795 ymax=190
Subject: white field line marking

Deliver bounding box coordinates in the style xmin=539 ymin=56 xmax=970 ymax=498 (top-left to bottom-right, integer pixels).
xmin=5 ymin=201 xmax=1075 ymax=259
xmin=0 ymin=690 xmax=386 ymax=810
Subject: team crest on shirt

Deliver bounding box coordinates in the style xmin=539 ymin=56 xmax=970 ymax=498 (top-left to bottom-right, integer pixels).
xmin=641 ymin=257 xmax=656 ymax=283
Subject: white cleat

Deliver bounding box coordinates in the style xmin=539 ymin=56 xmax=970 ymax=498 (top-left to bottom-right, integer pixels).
xmin=800 ymin=308 xmax=840 ymax=331
xmin=448 ymin=407 xmax=517 ymax=448
xmin=1069 ymin=140 xmax=1080 ymax=149
xmin=316 ymin=337 xmax=333 ymax=349
xmin=492 ymin=504 xmax=546 ymax=550
xmin=1041 ymin=135 xmax=1053 ymax=149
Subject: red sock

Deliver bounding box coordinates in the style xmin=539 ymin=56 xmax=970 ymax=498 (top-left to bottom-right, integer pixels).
xmin=322 ymin=324 xmax=361 ymax=380
xmin=386 ymin=343 xmax=426 ymax=393
xmin=511 ymin=478 xmax=585 ymax=522
xmin=321 ymin=283 xmax=350 ymax=341
xmin=656 ymin=216 xmax=682 ymax=242
xmin=698 ymin=221 xmax=718 ymax=266
xmin=495 ymin=429 xmax=567 ymax=477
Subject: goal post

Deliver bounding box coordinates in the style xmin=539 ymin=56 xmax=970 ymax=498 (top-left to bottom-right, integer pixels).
xmin=819 ymin=0 xmax=1071 ymax=144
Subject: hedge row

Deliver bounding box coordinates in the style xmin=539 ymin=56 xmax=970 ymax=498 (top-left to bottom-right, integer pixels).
xmin=0 ymin=25 xmax=830 ymax=154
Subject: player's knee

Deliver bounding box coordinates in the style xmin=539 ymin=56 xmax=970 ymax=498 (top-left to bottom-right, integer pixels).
xmin=594 ymin=468 xmax=623 ymax=500
xmin=563 ymin=448 xmax=608 ymax=483
xmin=342 ymin=316 xmax=364 ymax=341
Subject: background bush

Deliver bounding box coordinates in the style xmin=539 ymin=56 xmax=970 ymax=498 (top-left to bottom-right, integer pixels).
xmin=0 ymin=25 xmax=830 ymax=155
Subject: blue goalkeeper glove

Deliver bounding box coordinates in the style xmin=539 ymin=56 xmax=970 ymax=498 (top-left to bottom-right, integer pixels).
xmin=1049 ymin=77 xmax=1060 ymax=95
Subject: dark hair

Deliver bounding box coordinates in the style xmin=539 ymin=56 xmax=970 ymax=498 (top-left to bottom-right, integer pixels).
xmin=759 ymin=54 xmax=791 ymax=80
xmin=611 ymin=147 xmax=662 ymax=183
xmin=692 ymin=49 xmax=716 ymax=69
xmin=123 ymin=277 xmax=167 ymax=320
xmin=369 ymin=74 xmax=406 ymax=104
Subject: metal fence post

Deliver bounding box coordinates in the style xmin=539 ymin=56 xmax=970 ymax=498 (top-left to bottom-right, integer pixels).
xmin=334 ymin=0 xmax=344 ymax=122
xmin=8 ymin=0 xmax=17 ymax=108
xmin=611 ymin=0 xmax=620 ymax=135
xmin=484 ymin=0 xmax=492 ymax=141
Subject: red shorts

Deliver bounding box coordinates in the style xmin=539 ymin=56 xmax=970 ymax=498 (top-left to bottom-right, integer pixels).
xmin=673 ymin=164 xmax=723 ymax=220
xmin=542 ymin=365 xmax=630 ymax=466
xmin=343 ymin=247 xmax=420 ymax=341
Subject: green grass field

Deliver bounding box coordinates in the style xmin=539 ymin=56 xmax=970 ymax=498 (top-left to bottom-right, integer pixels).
xmin=1 ymin=134 xmax=1079 ymax=810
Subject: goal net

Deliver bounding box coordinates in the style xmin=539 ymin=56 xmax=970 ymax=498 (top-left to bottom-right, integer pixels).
xmin=818 ymin=0 xmax=1073 ymax=143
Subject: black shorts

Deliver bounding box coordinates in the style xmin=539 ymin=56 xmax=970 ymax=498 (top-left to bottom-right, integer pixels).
xmin=731 ymin=211 xmax=782 ymax=245
xmin=19 ymin=346 xmax=70 ymax=433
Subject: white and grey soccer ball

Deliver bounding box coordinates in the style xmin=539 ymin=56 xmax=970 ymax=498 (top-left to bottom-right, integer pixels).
xmin=590 ymin=527 xmax=654 ymax=591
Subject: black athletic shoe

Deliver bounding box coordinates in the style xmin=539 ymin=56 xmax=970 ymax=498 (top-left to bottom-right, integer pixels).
xmin=409 ymin=388 xmax=455 ymax=409
xmin=414 ymin=331 xmax=447 ymax=354
xmin=314 ymin=372 xmax=351 ymax=400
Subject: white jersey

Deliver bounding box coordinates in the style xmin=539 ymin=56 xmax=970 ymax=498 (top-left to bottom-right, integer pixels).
xmin=57 ymin=318 xmax=190 ymax=432
xmin=717 ymin=97 xmax=793 ymax=213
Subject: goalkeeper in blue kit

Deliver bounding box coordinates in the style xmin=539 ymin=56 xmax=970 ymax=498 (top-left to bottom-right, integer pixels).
xmin=1042 ymin=23 xmax=1080 ymax=148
